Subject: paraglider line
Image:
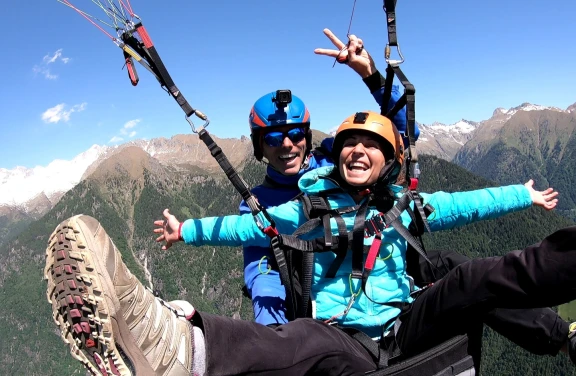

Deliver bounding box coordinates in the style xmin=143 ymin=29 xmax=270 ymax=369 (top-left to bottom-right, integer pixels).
xmin=59 ymin=0 xmax=117 ymax=41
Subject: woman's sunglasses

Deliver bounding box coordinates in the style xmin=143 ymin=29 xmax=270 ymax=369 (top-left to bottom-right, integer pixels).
xmin=263 ymin=127 xmax=306 ymax=147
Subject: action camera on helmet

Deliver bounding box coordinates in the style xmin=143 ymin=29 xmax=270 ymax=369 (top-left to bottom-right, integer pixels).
xmin=273 ymin=90 xmax=292 ymax=108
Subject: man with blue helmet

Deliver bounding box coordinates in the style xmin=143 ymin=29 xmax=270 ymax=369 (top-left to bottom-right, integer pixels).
xmin=240 ymin=29 xmax=574 ymax=363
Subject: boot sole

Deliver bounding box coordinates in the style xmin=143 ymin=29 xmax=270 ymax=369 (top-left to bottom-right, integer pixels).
xmin=44 ymin=216 xmax=135 ymax=376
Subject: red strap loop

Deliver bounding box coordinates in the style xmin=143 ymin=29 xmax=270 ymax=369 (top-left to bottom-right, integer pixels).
xmin=263 ymin=226 xmax=279 ymax=238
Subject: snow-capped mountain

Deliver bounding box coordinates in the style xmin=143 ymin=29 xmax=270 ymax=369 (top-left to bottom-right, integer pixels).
xmin=417 ymin=119 xmax=480 ymax=160
xmin=0 ymin=145 xmax=108 ymax=212
xmin=415 ymin=102 xmax=575 ymax=159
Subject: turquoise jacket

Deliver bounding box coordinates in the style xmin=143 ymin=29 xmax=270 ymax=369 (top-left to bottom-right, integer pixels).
xmin=181 ymin=166 xmax=532 ymax=337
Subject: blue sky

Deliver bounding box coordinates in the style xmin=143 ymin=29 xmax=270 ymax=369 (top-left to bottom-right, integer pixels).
xmin=1 ymin=0 xmax=575 ymax=169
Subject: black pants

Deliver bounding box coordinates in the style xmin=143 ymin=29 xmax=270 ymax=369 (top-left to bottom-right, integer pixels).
xmin=408 ymin=249 xmax=569 ymax=356
xmin=198 ymin=226 xmax=576 ymax=376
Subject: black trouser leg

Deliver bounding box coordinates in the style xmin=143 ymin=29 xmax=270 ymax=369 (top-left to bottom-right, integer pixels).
xmin=410 ymin=248 xmax=570 ymax=355
xmin=197 ymin=313 xmax=376 ymax=376
xmin=396 ymin=226 xmax=576 ymax=357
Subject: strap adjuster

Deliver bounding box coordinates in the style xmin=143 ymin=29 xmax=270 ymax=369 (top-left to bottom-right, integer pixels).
xmin=263 ymin=226 xmax=278 ymax=238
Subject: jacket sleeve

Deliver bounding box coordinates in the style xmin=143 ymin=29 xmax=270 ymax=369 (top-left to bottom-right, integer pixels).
xmin=421 ymin=185 xmax=532 ymax=232
xmin=181 ymin=200 xmax=305 ymax=247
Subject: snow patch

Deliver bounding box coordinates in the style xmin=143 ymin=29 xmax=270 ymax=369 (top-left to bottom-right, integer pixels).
xmin=0 ymin=144 xmax=108 ymax=207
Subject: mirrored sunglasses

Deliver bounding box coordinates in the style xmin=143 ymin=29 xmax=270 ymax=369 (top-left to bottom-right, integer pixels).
xmin=263 ymin=127 xmax=306 ymax=147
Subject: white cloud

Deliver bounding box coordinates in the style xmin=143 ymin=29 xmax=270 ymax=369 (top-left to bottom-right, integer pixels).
xmin=33 ymin=49 xmax=71 ymax=80
xmin=33 ymin=65 xmax=58 ymax=80
xmin=120 ymin=119 xmax=141 ymax=136
xmin=41 ymin=102 xmax=87 ymax=124
xmin=124 ymin=119 xmax=140 ymax=129
xmin=110 ymin=118 xmax=140 ymax=143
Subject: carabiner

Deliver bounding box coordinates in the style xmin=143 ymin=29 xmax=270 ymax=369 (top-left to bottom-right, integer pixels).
xmin=186 ymin=110 xmax=210 ymax=134
xmin=385 ymin=43 xmax=405 ymax=66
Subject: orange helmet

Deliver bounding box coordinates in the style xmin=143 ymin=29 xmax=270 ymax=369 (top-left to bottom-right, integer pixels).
xmin=332 ymin=111 xmax=404 ymax=186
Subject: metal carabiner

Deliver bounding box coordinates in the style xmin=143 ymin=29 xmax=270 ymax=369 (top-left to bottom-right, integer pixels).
xmin=385 ymin=43 xmax=405 ymax=66
xmin=186 ymin=110 xmax=210 ymax=134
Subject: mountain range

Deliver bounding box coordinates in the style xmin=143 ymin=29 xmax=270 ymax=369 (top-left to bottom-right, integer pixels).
xmin=2 ymin=102 xmax=575 ymax=218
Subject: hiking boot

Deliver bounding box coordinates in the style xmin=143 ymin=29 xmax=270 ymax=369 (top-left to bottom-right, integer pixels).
xmin=44 ymin=215 xmax=195 ymax=376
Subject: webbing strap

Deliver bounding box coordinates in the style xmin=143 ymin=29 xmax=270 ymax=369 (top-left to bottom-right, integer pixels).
xmin=132 ymin=23 xmax=197 ymax=117
xmin=324 ymin=214 xmax=349 ymax=278
xmin=270 ymin=236 xmax=297 ymax=321
xmin=411 ymin=191 xmax=432 ymax=234
xmin=340 ymin=326 xmax=389 ymax=368
xmin=351 ymin=200 xmax=371 ymax=280
xmin=123 ymin=23 xmax=271 ymax=233
xmin=300 ymin=252 xmax=314 ymax=318
xmin=384 ymin=65 xmax=416 ymax=153
xmin=383 ymin=0 xmax=398 ymax=47
xmin=292 ymin=218 xmax=322 ymax=237
xmin=198 ymin=129 xmax=258 ymax=211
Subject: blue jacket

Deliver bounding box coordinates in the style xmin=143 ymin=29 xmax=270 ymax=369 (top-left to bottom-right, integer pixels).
xmin=240 ymin=85 xmax=418 ymax=325
xmin=184 ymin=166 xmax=532 ymax=336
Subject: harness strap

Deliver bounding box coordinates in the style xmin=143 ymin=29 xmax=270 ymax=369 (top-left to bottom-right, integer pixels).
xmin=351 ymin=200 xmax=371 ymax=281
xmin=292 ymin=218 xmax=322 ymax=237
xmin=339 ymin=326 xmax=390 ymax=368
xmin=198 ymin=129 xmax=252 ymax=204
xmin=324 ymin=214 xmax=349 ymax=278
xmin=131 ymin=23 xmax=197 ymax=118
xmin=300 ymin=252 xmax=314 ymax=318
xmin=383 ymin=0 xmax=398 ymax=47
xmin=270 ymin=236 xmax=297 ymax=321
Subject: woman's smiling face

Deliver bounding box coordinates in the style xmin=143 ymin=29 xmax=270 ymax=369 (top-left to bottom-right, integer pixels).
xmin=338 ymin=133 xmax=385 ymax=187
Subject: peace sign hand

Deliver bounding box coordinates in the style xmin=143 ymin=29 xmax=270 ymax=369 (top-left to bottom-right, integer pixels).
xmin=314 ymin=28 xmax=377 ymax=78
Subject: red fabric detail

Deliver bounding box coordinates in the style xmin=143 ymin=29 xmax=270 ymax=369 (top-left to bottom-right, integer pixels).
xmin=263 ymin=226 xmax=279 ymax=238
xmin=135 ymin=25 xmax=154 ymax=48
xmin=358 ymin=189 xmax=371 ymax=197
xmin=409 ymin=178 xmax=419 ymax=190
xmin=86 ymin=339 xmax=96 ymax=348
xmin=365 ymin=236 xmax=382 ymax=271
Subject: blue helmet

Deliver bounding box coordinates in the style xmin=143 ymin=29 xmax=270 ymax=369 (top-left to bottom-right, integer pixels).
xmin=249 ymin=90 xmax=312 ymax=161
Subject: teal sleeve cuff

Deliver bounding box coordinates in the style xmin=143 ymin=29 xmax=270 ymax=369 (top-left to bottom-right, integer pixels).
xmin=181 ymin=219 xmax=199 ymax=246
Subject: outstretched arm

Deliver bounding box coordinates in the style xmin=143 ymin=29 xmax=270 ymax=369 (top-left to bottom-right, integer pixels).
xmin=423 ymin=182 xmax=559 ymax=232
xmin=153 ymin=202 xmax=305 ymax=250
